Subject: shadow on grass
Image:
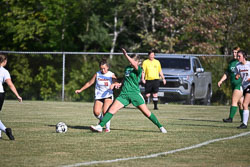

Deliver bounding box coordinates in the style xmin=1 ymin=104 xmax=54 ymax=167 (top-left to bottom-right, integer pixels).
xmin=171 ymin=123 xmax=235 ymax=128
xmin=179 ymin=118 xmax=223 ymax=123
xmin=48 ymin=124 xmax=158 ymax=133
xmin=174 ymin=118 xmax=238 ymax=128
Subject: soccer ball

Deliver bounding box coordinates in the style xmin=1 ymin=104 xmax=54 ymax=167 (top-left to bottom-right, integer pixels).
xmin=56 ymin=122 xmax=68 ymax=133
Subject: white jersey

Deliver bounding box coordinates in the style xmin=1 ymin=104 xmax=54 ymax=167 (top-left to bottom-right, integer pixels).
xmin=95 ymin=71 xmax=114 ymax=100
xmin=235 ymin=61 xmax=250 ymax=90
xmin=0 ymin=67 xmax=10 ymax=93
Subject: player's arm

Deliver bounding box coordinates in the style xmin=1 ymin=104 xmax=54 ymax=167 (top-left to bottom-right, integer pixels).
xmin=5 ymin=79 xmax=22 ymax=102
xmin=75 ymin=74 xmax=96 ymax=94
xmin=218 ymin=73 xmax=227 ymax=87
xmin=122 ymin=48 xmax=138 ymax=70
xmin=110 ymin=74 xmax=121 ymax=89
xmin=235 ymin=66 xmax=241 ymax=80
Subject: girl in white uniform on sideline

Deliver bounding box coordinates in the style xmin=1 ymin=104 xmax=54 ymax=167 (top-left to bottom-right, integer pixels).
xmin=75 ymin=58 xmax=117 ymax=132
xmin=0 ymin=54 xmax=22 ymax=140
xmin=235 ymin=50 xmax=250 ymax=129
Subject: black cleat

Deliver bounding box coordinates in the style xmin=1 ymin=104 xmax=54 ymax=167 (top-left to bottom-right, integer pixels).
xmin=237 ymin=123 xmax=247 ymax=129
xmin=223 ymin=118 xmax=232 ymax=123
xmin=154 ymin=107 xmax=158 ymax=110
xmin=5 ymin=128 xmax=15 ymax=140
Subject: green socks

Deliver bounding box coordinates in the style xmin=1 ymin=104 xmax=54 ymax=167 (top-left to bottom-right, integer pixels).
xmin=99 ymin=112 xmax=113 ymax=127
xmin=229 ymin=106 xmax=237 ymax=119
xmin=239 ymin=109 xmax=243 ymax=121
xmin=148 ymin=113 xmax=162 ymax=128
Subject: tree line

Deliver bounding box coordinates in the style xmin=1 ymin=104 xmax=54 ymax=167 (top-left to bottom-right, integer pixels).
xmin=0 ymin=0 xmax=249 ymax=103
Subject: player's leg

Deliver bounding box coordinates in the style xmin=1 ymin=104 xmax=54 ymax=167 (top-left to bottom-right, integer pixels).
xmin=131 ymin=92 xmax=166 ymax=133
xmin=137 ymin=104 xmax=167 ymax=133
xmin=90 ymin=99 xmax=124 ymax=132
xmin=152 ymin=80 xmax=160 ymax=110
xmin=93 ymin=100 xmax=104 ymax=122
xmin=238 ymin=96 xmax=244 ymax=122
xmin=0 ymin=93 xmax=14 ymax=140
xmin=223 ymin=89 xmax=243 ymax=122
xmin=103 ymin=97 xmax=113 ymax=132
xmin=145 ymin=80 xmax=152 ymax=104
xmin=238 ymin=92 xmax=250 ymax=129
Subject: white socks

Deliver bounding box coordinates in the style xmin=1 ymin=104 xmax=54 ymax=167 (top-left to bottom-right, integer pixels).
xmin=0 ymin=120 xmax=6 ymax=132
xmin=105 ymin=121 xmax=110 ymax=130
xmin=95 ymin=113 xmax=103 ymax=120
xmin=95 ymin=113 xmax=110 ymax=130
xmin=243 ymin=110 xmax=249 ymax=125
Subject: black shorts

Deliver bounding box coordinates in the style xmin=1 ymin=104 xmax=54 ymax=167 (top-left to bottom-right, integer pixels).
xmin=0 ymin=93 xmax=5 ymax=111
xmin=95 ymin=96 xmax=113 ymax=103
xmin=243 ymin=85 xmax=250 ymax=96
xmin=145 ymin=80 xmax=160 ymax=94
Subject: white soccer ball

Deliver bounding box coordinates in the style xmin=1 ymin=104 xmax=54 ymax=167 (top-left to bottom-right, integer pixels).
xmin=56 ymin=122 xmax=68 ymax=133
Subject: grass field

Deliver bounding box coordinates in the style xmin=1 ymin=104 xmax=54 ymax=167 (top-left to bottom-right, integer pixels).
xmin=0 ymin=100 xmax=249 ymax=167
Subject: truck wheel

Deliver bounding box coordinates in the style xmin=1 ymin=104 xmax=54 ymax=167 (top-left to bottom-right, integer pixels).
xmin=186 ymin=86 xmax=195 ymax=105
xmin=202 ymin=86 xmax=211 ymax=105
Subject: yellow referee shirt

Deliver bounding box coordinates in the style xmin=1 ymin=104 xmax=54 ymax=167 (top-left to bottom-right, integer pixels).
xmin=142 ymin=59 xmax=162 ymax=80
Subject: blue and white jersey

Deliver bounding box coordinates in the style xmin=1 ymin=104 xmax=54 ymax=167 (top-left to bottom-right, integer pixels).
xmin=235 ymin=61 xmax=250 ymax=90
xmin=0 ymin=67 xmax=10 ymax=93
xmin=95 ymin=71 xmax=114 ymax=100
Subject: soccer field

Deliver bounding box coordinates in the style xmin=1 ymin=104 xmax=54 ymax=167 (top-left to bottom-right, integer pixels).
xmin=0 ymin=101 xmax=249 ymax=167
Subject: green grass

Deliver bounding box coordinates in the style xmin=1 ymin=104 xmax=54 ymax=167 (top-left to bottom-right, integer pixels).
xmin=0 ymin=101 xmax=249 ymax=167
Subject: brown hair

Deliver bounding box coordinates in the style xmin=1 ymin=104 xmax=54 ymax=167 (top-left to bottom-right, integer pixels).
xmin=99 ymin=58 xmax=109 ymax=67
xmin=0 ymin=54 xmax=7 ymax=63
xmin=237 ymin=50 xmax=247 ymax=59
xmin=148 ymin=50 xmax=156 ymax=56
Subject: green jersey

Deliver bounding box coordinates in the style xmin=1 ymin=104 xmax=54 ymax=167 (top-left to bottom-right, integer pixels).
xmin=227 ymin=59 xmax=241 ymax=87
xmin=120 ymin=66 xmax=142 ymax=94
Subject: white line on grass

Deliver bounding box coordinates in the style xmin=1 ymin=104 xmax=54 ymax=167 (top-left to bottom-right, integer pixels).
xmin=61 ymin=131 xmax=250 ymax=167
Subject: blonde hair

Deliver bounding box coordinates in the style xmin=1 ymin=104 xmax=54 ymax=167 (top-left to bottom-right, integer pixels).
xmin=233 ymin=47 xmax=240 ymax=51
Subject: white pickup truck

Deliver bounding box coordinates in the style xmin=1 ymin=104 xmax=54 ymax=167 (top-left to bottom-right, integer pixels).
xmin=140 ymin=55 xmax=212 ymax=105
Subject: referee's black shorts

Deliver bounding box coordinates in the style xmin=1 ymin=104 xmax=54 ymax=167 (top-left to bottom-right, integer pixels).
xmin=145 ymin=80 xmax=160 ymax=94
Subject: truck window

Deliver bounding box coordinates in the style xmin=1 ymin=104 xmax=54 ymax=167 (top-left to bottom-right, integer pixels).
xmin=193 ymin=59 xmax=202 ymax=72
xmin=157 ymin=58 xmax=190 ymax=70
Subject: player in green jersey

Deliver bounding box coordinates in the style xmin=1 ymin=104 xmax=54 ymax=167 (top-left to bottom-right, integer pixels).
xmin=218 ymin=47 xmax=243 ymax=123
xmin=90 ymin=48 xmax=167 ymax=133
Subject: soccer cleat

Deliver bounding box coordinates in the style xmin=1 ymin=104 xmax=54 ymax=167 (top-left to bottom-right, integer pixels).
xmin=154 ymin=107 xmax=159 ymax=110
xmin=160 ymin=127 xmax=167 ymax=133
xmin=105 ymin=129 xmax=110 ymax=133
xmin=237 ymin=123 xmax=247 ymax=129
xmin=223 ymin=118 xmax=232 ymax=123
xmin=5 ymin=128 xmax=15 ymax=140
xmin=90 ymin=125 xmax=103 ymax=132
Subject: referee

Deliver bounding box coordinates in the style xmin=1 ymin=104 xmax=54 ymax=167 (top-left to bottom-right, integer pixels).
xmin=142 ymin=50 xmax=166 ymax=110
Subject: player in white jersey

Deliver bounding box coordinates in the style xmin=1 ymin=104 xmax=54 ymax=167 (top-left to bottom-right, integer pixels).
xmin=75 ymin=58 xmax=117 ymax=132
xmin=235 ymin=50 xmax=249 ymax=129
xmin=0 ymin=54 xmax=22 ymax=140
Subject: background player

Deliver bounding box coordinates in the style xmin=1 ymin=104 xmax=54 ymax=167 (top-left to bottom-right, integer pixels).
xmin=142 ymin=50 xmax=166 ymax=110
xmin=0 ymin=54 xmax=22 ymax=140
xmin=90 ymin=48 xmax=167 ymax=133
xmin=218 ymin=47 xmax=243 ymax=123
xmin=235 ymin=50 xmax=249 ymax=129
xmin=75 ymin=58 xmax=117 ymax=132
